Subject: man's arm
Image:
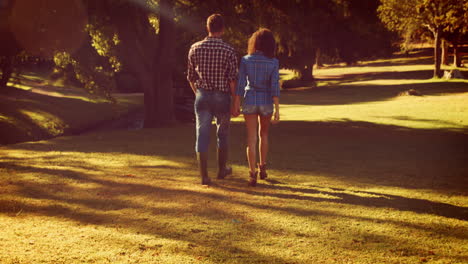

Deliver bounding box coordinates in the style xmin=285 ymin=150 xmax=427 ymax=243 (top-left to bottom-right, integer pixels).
xmin=189 ymin=81 xmax=197 ymax=94
xmin=187 ymin=47 xmax=198 ymax=94
xmin=229 ymin=80 xmax=237 ymax=97
xmin=230 ymin=79 xmax=240 ymax=117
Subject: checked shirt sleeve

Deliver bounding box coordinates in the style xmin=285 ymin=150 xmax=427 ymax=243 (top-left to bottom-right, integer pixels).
xmin=187 ymin=47 xmax=198 ymax=83
xmin=226 ymin=50 xmax=238 ymax=82
xmin=236 ymin=57 xmax=247 ymax=96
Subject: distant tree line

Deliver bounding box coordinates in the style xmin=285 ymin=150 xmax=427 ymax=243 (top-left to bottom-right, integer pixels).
xmin=378 ymin=0 xmax=468 ymax=77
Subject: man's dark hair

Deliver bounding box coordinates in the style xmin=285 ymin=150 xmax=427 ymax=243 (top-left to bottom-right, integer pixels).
xmin=247 ymin=28 xmax=276 ymax=58
xmin=206 ymin=14 xmax=224 ymax=34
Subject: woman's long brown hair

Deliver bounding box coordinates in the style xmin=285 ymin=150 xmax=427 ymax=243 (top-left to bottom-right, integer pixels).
xmin=247 ymin=28 xmax=276 ymax=58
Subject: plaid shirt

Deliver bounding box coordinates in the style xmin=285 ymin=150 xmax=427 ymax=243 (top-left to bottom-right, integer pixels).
xmin=236 ymin=52 xmax=280 ymax=105
xmin=187 ymin=37 xmax=237 ymax=93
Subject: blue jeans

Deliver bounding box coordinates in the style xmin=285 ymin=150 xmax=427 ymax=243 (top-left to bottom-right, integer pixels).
xmin=194 ymin=89 xmax=231 ymax=153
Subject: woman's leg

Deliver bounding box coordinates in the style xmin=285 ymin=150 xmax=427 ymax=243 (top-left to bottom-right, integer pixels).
xmin=258 ymin=114 xmax=272 ymax=166
xmin=244 ymin=114 xmax=259 ymax=173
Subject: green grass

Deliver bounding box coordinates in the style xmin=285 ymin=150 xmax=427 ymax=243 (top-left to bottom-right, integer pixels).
xmin=0 ymin=75 xmax=143 ymax=144
xmin=1 ymin=54 xmax=468 ymax=263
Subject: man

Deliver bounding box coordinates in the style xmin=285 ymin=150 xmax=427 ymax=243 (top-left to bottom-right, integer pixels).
xmin=187 ymin=14 xmax=237 ymax=185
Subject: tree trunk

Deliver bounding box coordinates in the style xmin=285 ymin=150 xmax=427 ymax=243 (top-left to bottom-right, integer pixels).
xmin=142 ymin=72 xmax=157 ymax=127
xmin=441 ymin=39 xmax=449 ymax=65
xmin=433 ymin=27 xmax=442 ymax=78
xmin=0 ymin=56 xmax=13 ymax=88
xmin=154 ymin=0 xmax=175 ymax=127
xmin=298 ymin=64 xmax=314 ymax=81
xmin=315 ymin=48 xmax=323 ymax=69
xmin=107 ymin=1 xmax=168 ymax=127
xmin=453 ymin=41 xmax=461 ymax=67
xmin=298 ymin=49 xmax=316 ymax=81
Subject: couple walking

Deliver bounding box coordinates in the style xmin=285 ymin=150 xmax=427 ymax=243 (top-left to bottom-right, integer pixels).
xmin=187 ymin=14 xmax=280 ymax=187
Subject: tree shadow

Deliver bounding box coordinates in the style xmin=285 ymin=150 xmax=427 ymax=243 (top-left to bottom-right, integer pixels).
xmin=281 ymin=81 xmax=468 ymax=106
xmin=5 ymin=120 xmax=468 ymax=194
xmin=357 ymin=56 xmax=434 ymax=67
xmin=315 ymin=69 xmax=434 ymax=82
xmin=2 ymin=119 xmax=467 ymax=261
xmin=0 ymin=88 xmax=121 ymax=144
xmin=0 ymin=160 xmax=303 ymax=263
xmin=251 ymin=120 xmax=468 ymax=195
xmin=2 ymin=159 xmax=466 ymax=242
xmin=216 ymin=183 xmax=468 ymax=221
xmin=283 ymin=49 xmax=468 ymax=106
xmin=376 ymin=116 xmax=465 ymax=128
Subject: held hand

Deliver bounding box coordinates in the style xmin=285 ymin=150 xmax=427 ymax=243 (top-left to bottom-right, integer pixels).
xmin=231 ymin=96 xmax=241 ymax=117
xmin=271 ymin=110 xmax=280 ymax=124
xmin=231 ymin=104 xmax=240 ymax=117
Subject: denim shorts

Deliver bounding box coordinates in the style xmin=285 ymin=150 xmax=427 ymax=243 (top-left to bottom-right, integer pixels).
xmin=194 ymin=89 xmax=231 ymax=152
xmin=242 ymin=104 xmax=274 ymax=116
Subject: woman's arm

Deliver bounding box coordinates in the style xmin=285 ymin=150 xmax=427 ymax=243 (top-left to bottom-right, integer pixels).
xmin=235 ymin=57 xmax=247 ymax=96
xmin=270 ymin=59 xmax=280 ymax=98
xmin=271 ymin=59 xmax=280 ymax=124
xmin=272 ymin=96 xmax=280 ymax=124
xmin=233 ymin=57 xmax=247 ymax=117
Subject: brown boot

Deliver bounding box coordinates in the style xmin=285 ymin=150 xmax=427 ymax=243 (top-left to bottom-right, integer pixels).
xmin=258 ymin=163 xmax=268 ymax=180
xmin=248 ymin=171 xmax=258 ymax=187
xmin=197 ymin=152 xmax=211 ymax=185
xmin=217 ymin=148 xmax=232 ymax=179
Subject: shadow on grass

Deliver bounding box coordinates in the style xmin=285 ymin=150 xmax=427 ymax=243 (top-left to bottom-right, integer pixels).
xmin=1 ymin=160 xmax=467 ymax=234
xmin=1 ymin=161 xmax=466 ymax=250
xmin=281 ymin=80 xmax=468 ymax=105
xmin=376 ymin=116 xmax=465 ymax=128
xmin=265 ymin=120 xmax=468 ymax=191
xmin=0 ymin=88 xmax=118 ymax=144
xmin=3 ymin=119 xmax=467 ymax=211
xmin=315 ymin=69 xmax=434 ymax=82
xmin=356 ymin=56 xmax=434 ymax=67
xmin=1 ymin=119 xmax=467 ymax=262
xmin=216 ymin=183 xmax=468 ymax=222
xmin=5 ymin=120 xmax=468 ymax=192
xmin=0 ymin=162 xmax=303 ymax=263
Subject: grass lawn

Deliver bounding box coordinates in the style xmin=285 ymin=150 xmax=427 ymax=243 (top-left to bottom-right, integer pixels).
xmin=1 ymin=54 xmax=468 ymax=263
xmin=0 ymin=74 xmax=143 ymax=144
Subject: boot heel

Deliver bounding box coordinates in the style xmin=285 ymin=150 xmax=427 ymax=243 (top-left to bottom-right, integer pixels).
xmin=248 ymin=171 xmax=258 ymax=187
xmin=217 ymin=148 xmax=231 ymax=179
xmin=217 ymin=167 xmax=232 ymax=179
xmin=202 ymin=177 xmax=211 ymax=185
xmin=197 ymin=152 xmax=211 ymax=185
xmin=258 ymin=163 xmax=268 ymax=180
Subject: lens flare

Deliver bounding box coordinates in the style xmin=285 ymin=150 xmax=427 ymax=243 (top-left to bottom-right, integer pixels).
xmin=9 ymin=0 xmax=88 ymax=58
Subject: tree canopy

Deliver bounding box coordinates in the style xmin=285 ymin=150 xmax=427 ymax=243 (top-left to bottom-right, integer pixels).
xmin=378 ymin=0 xmax=468 ymax=77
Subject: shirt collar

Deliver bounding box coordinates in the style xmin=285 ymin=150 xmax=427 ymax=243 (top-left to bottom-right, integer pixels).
xmin=206 ymin=36 xmax=223 ymax=41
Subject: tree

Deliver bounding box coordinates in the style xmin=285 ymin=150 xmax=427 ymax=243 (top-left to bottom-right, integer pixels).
xmin=235 ymin=0 xmax=333 ymax=81
xmin=378 ymin=0 xmax=467 ymax=77
xmin=151 ymin=0 xmax=176 ymax=127
xmin=3 ymin=0 xmax=177 ymax=127
xmin=76 ymin=0 xmax=176 ymax=127
xmin=0 ymin=31 xmax=19 ymax=88
xmin=0 ymin=0 xmax=21 ymax=88
xmin=337 ymin=0 xmax=394 ymax=63
xmin=442 ymin=1 xmax=468 ymax=67
xmin=235 ymin=0 xmax=393 ymax=80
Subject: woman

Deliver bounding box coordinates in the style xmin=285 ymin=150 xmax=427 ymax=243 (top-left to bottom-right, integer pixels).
xmin=233 ymin=28 xmax=280 ymax=187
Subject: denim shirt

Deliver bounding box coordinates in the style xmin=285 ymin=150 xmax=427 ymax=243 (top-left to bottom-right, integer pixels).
xmin=236 ymin=52 xmax=280 ymax=105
